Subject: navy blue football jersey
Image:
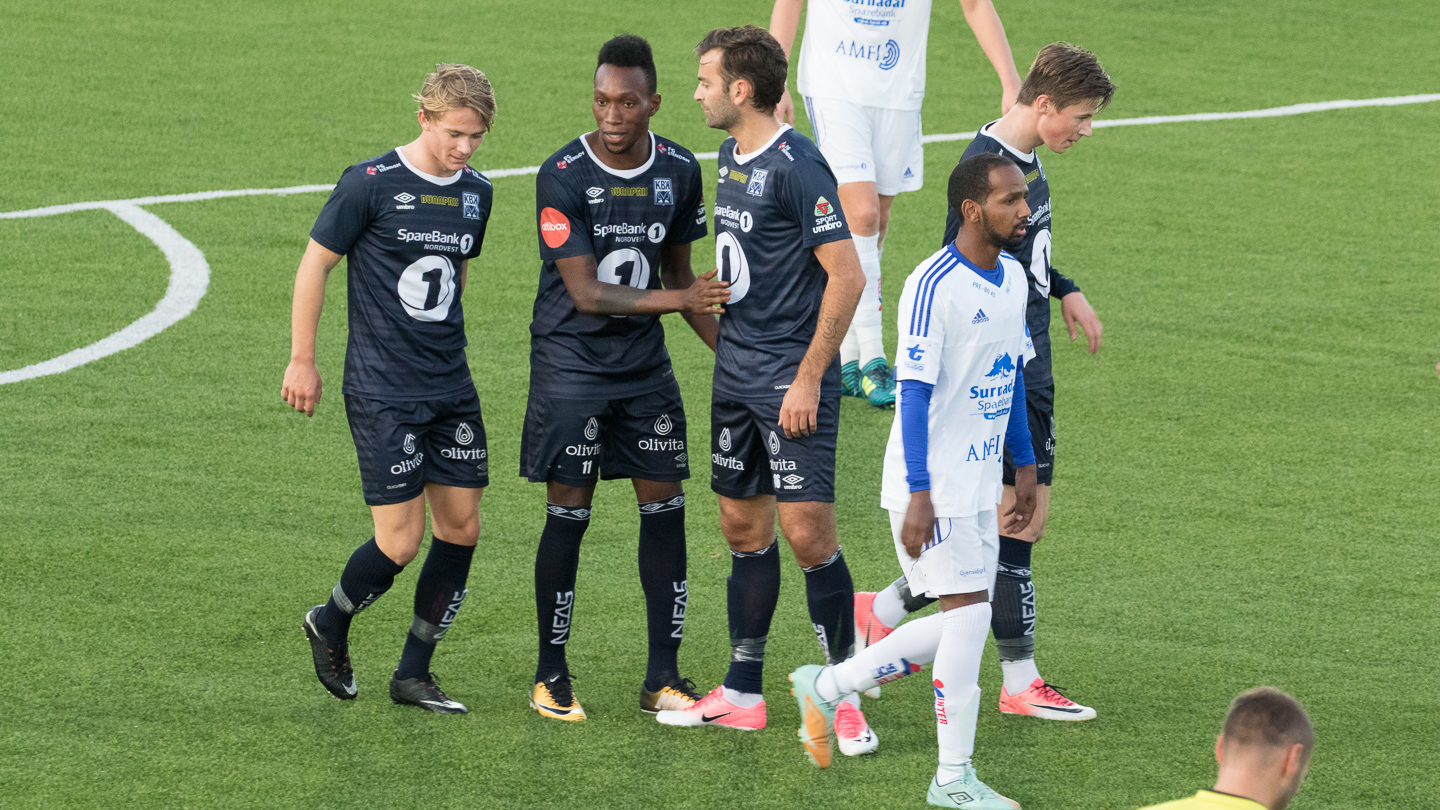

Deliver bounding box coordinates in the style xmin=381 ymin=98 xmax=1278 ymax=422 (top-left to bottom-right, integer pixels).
xmin=530 ymin=133 xmax=708 ymax=399
xmin=310 ymin=148 xmax=492 ymax=401
xmin=712 ymin=127 xmax=850 ymax=402
xmin=942 ymin=122 xmax=1075 ymax=389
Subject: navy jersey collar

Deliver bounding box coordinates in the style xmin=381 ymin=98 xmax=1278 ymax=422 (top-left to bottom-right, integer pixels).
xmin=978 ymin=121 xmax=1036 ymax=164
xmin=732 ymin=124 xmax=790 ymax=166
xmin=945 ymin=241 xmax=1004 ymax=287
xmin=395 ymin=146 xmax=463 ymax=186
xmin=580 ymin=131 xmax=657 ymax=179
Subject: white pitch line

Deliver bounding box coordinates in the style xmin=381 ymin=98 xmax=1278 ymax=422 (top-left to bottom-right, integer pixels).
xmin=4 ymin=93 xmax=1434 ymax=221
xmin=0 ymin=91 xmax=1435 ymax=385
xmin=0 ymin=203 xmax=211 ymax=385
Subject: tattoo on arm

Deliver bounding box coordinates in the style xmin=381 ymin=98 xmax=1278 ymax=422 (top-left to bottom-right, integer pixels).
xmin=820 ymin=316 xmax=844 ymax=341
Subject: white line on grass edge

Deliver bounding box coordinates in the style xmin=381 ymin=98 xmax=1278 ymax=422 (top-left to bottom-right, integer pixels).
xmin=2 ymin=92 xmax=1436 ymax=385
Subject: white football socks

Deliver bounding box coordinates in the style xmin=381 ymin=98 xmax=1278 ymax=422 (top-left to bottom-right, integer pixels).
xmin=841 ymin=327 xmax=861 ymax=367
xmin=851 ymin=233 xmax=885 ymax=366
xmin=934 ymin=602 xmax=991 ymax=781
xmin=817 ymin=611 xmax=944 ymax=700
xmin=721 ymin=686 xmax=764 ymax=708
xmin=871 ymin=581 xmax=910 ymax=628
xmin=1001 ymin=658 xmax=1042 ymax=695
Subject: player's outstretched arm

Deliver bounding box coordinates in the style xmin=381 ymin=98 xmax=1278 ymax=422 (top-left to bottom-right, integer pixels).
xmin=555 ymin=253 xmax=728 ymax=317
xmin=768 ymin=0 xmax=805 ymax=125
xmin=660 ymin=242 xmax=723 ymax=352
xmin=281 ymin=239 xmax=343 ymax=417
xmin=779 ymin=239 xmax=865 ymax=438
xmin=958 ymin=0 xmax=1023 ymax=113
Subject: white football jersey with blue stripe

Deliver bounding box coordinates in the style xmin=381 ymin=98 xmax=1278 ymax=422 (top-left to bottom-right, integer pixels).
xmin=880 ymin=242 xmax=1035 ymax=517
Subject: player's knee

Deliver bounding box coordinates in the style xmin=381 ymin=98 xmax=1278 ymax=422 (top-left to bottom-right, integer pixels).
xmin=847 ymin=203 xmax=880 ymax=237
xmin=783 ymin=525 xmax=838 ymax=568
xmin=440 ymin=514 xmax=481 ymax=546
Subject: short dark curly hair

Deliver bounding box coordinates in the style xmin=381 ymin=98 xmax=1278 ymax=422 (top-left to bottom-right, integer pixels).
xmin=695 ymin=26 xmax=788 ymax=115
xmin=597 ymin=34 xmax=657 ymax=95
xmin=948 ymin=153 xmax=1020 ymax=216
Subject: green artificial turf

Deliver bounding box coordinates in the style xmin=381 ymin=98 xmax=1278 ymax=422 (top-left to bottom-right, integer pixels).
xmin=1 ymin=1 xmax=1437 ymax=808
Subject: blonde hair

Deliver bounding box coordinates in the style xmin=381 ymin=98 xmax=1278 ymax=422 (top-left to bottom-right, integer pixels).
xmin=413 ymin=64 xmax=496 ymax=129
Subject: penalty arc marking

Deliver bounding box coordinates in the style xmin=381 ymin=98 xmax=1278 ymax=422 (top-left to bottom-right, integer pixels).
xmin=0 ymin=92 xmax=1436 ymax=385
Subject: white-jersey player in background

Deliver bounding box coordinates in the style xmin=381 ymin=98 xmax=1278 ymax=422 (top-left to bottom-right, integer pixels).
xmin=770 ymin=0 xmax=1022 ymax=409
xmin=789 ymin=153 xmax=1037 ymax=807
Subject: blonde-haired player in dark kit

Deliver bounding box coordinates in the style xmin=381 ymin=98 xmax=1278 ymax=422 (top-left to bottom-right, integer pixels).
xmin=285 ymin=64 xmax=496 ymax=713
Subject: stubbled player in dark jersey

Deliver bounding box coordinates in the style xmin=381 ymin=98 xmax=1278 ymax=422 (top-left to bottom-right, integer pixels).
xmin=523 ymin=36 xmax=729 ymax=722
xmin=284 ymin=65 xmax=497 ymax=714
xmin=656 ymin=28 xmax=870 ymax=758
xmin=854 ymin=43 xmax=1115 ymax=723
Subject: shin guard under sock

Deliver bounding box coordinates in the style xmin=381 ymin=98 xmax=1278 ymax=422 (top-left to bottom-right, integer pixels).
xmin=638 ymin=495 xmax=688 ymax=689
xmin=534 ymin=503 xmax=591 ymax=681
xmin=802 ymin=548 xmax=855 ymax=665
xmin=992 ymin=536 xmax=1036 ymax=664
xmin=395 ymin=537 xmax=475 ymax=680
xmin=315 ymin=538 xmax=404 ymax=642
xmin=722 ymin=540 xmax=781 ymax=694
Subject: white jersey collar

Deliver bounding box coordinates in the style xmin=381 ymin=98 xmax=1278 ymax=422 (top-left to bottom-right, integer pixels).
xmin=396 ymin=145 xmax=463 ymax=186
xmin=581 ymin=131 xmax=657 ymax=179
xmin=733 ymin=124 xmax=791 ymax=166
xmin=979 ymin=122 xmax=1036 ymax=164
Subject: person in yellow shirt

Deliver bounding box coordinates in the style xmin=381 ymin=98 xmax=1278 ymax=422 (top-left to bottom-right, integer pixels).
xmin=1140 ymin=687 xmax=1314 ymax=810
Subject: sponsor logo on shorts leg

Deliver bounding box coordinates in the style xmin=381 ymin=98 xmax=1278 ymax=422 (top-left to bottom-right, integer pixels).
xmin=584 ymin=417 xmax=599 ymax=441
xmin=718 ymin=427 xmax=732 ymax=452
xmin=402 ymin=433 xmax=416 ymax=454
xmin=713 ymin=453 xmax=745 ymax=471
xmin=441 ymin=445 xmax=486 ymax=461
xmin=564 ymin=443 xmax=600 ymax=457
xmin=639 ymin=437 xmax=685 ymax=452
xmin=654 ymin=414 xmax=673 ymax=436
xmin=767 ymin=431 xmax=781 ymax=456
xmin=455 ymin=422 xmax=474 ymax=445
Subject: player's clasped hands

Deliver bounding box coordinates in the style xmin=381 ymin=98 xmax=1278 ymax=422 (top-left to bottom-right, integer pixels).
xmin=682 ymin=269 xmax=730 ymax=314
xmin=281 ymin=360 xmax=323 ymax=417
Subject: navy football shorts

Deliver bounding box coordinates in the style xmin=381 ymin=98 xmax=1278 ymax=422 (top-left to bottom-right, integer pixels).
xmin=520 ymin=381 xmax=689 ymax=487
xmin=710 ymin=395 xmax=838 ymax=503
xmin=344 ymin=389 xmax=489 ymax=506
xmin=1002 ymin=381 xmax=1055 ymax=487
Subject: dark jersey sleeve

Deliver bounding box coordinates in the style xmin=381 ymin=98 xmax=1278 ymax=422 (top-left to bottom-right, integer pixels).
xmin=535 ymin=170 xmax=592 ymax=260
xmin=1050 ymin=266 xmax=1081 ymax=299
xmin=667 ymin=160 xmax=708 ymax=245
xmin=781 ymin=158 xmax=850 ymax=248
xmin=310 ymin=166 xmax=372 ymax=255
xmin=464 ymin=184 xmax=492 ymax=261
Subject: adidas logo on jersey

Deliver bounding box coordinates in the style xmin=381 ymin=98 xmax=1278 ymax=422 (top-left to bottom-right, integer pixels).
xmin=972 ymin=309 xmax=988 ymax=324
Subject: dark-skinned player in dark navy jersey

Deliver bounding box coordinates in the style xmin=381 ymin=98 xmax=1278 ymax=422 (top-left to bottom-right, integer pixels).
xmin=655 ymin=28 xmax=872 ymax=759
xmin=283 ymin=64 xmax=499 ymax=714
xmin=854 ymin=43 xmax=1116 ymax=726
xmin=523 ymin=36 xmax=730 ymax=722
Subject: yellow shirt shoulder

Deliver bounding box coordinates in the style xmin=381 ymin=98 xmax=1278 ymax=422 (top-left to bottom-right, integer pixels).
xmin=1138 ymin=790 xmax=1268 ymax=810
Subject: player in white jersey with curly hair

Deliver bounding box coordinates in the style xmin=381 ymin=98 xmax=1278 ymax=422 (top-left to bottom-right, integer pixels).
xmin=769 ymin=0 xmax=1022 ymax=408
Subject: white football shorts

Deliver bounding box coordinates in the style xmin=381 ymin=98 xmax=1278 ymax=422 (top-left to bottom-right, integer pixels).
xmin=889 ymin=508 xmax=999 ymax=599
xmin=804 ymin=96 xmax=924 ymax=196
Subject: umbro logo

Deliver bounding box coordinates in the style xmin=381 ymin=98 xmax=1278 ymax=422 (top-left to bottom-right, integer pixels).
xmin=972 ymin=309 xmax=989 ymax=324
xmin=586 ymin=186 xmax=604 ymax=198
xmin=394 ymin=192 xmax=416 ymax=203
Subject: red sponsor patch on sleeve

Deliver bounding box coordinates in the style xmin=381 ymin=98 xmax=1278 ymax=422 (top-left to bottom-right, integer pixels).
xmin=540 ymin=207 xmax=571 ymax=249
